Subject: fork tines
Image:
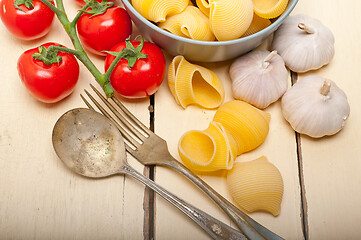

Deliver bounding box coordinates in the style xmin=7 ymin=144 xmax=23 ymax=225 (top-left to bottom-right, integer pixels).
xmin=80 ymin=84 xmax=151 ymax=151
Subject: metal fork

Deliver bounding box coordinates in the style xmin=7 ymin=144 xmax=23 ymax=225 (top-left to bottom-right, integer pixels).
xmin=81 ymin=84 xmax=284 ymax=240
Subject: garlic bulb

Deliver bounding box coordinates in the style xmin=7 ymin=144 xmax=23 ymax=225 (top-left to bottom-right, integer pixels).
xmin=229 ymin=50 xmax=288 ymax=109
xmin=282 ymin=75 xmax=350 ymax=138
xmin=272 ymin=14 xmax=335 ymax=73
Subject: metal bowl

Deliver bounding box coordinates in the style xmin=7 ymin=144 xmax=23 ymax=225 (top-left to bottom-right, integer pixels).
xmin=121 ymin=0 xmax=299 ymax=62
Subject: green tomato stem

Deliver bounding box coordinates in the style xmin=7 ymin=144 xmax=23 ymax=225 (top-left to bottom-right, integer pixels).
xmin=103 ymin=49 xmax=128 ymax=82
xmin=104 ymin=37 xmax=148 ymax=81
xmin=38 ymin=0 xmax=62 ymax=15
xmin=71 ymin=2 xmax=91 ymax=27
xmin=54 ymin=0 xmax=65 ymax=13
xmin=50 ymin=45 xmax=79 ymax=56
xmin=32 ymin=45 xmax=62 ymax=65
xmin=38 ymin=0 xmax=114 ymax=98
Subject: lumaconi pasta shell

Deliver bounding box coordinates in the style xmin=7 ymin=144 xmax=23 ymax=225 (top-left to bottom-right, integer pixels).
xmin=168 ymin=56 xmax=225 ymax=109
xmin=178 ymin=122 xmax=237 ymax=172
xmin=196 ymin=0 xmax=254 ymax=41
xmin=211 ymin=122 xmax=238 ymax=169
xmin=178 ymin=100 xmax=270 ymax=173
xmin=226 ymin=156 xmax=284 ymax=216
xmin=196 ymin=0 xmax=210 ymax=17
xmin=158 ymin=6 xmax=215 ymax=41
xmin=178 ymin=129 xmax=218 ymax=172
xmin=253 ymin=0 xmax=288 ymax=19
xmin=242 ymin=13 xmax=271 ymax=37
xmin=132 ymin=0 xmax=189 ymax=23
xmin=213 ymin=100 xmax=270 ymax=155
xmin=217 ymin=122 xmax=238 ymax=164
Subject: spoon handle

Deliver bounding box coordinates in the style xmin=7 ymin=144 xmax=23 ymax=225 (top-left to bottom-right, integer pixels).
xmin=120 ymin=164 xmax=248 ymax=240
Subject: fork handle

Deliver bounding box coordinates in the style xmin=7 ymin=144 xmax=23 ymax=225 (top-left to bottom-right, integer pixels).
xmin=163 ymin=158 xmax=285 ymax=240
xmin=120 ymin=164 xmax=248 ymax=240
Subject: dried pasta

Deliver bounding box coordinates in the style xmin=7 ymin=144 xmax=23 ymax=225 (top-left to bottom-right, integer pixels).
xmin=196 ymin=0 xmax=254 ymax=41
xmin=178 ymin=122 xmax=237 ymax=172
xmin=158 ymin=6 xmax=215 ymax=41
xmin=213 ymin=100 xmax=270 ymax=155
xmin=132 ymin=0 xmax=190 ymax=23
xmin=226 ymin=156 xmax=284 ymax=216
xmin=242 ymin=13 xmax=271 ymax=37
xmin=168 ymin=55 xmax=225 ymax=109
xmin=253 ymin=0 xmax=288 ymax=19
xmin=178 ymin=100 xmax=270 ymax=173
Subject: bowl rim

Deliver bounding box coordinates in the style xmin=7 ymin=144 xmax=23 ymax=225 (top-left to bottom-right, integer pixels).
xmin=121 ymin=0 xmax=299 ymax=46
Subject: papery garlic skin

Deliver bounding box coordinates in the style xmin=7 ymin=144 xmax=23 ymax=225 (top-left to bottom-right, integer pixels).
xmin=272 ymin=14 xmax=335 ymax=73
xmin=229 ymin=50 xmax=288 ymax=109
xmin=282 ymin=76 xmax=350 ymax=138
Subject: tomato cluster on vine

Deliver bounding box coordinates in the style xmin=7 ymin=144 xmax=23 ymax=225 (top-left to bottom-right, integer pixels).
xmin=0 ymin=0 xmax=166 ymax=103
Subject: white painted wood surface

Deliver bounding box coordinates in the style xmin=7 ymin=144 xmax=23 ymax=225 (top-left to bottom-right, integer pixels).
xmin=292 ymin=1 xmax=361 ymax=239
xmin=0 ymin=0 xmax=359 ymax=239
xmin=0 ymin=1 xmax=148 ymax=239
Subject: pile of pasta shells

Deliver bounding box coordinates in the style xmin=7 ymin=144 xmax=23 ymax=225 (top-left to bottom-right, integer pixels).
xmin=132 ymin=0 xmax=289 ymax=41
xmin=177 ymin=98 xmax=284 ymax=216
xmin=168 ymin=56 xmax=284 ymax=216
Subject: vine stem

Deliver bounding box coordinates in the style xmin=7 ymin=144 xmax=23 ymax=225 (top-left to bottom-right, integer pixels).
xmin=39 ymin=0 xmax=117 ymax=98
xmin=104 ymin=49 xmax=126 ymax=80
xmin=71 ymin=2 xmax=91 ymax=26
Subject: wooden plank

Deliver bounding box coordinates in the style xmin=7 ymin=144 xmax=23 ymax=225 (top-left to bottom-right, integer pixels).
xmin=0 ymin=1 xmax=149 ymax=238
xmin=154 ymin=41 xmax=303 ymax=238
xmin=293 ymin=1 xmax=361 ymax=239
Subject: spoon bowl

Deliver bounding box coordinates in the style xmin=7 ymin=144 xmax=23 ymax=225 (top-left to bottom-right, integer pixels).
xmin=52 ymin=108 xmax=126 ymax=178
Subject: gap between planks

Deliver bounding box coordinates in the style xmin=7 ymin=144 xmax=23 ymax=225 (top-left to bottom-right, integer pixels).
xmin=291 ymin=71 xmax=309 ymax=240
xmin=143 ymin=95 xmax=156 ymax=240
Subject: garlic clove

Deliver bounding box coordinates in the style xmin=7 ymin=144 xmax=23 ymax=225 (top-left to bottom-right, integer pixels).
xmin=281 ymin=75 xmax=350 ymax=138
xmin=229 ymin=50 xmax=288 ymax=109
xmin=272 ymin=14 xmax=335 ymax=73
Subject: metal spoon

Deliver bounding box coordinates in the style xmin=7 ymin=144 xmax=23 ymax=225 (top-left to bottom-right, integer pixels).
xmin=52 ymin=108 xmax=248 ymax=240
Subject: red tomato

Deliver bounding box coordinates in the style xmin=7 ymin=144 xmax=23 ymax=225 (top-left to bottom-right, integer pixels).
xmin=17 ymin=42 xmax=80 ymax=103
xmin=77 ymin=6 xmax=132 ymax=56
xmin=105 ymin=40 xmax=166 ymax=98
xmin=0 ymin=0 xmax=54 ymax=40
xmin=74 ymin=0 xmax=115 ymax=7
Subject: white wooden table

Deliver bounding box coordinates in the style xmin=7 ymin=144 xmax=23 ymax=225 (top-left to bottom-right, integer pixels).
xmin=1 ymin=0 xmax=360 ymax=239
